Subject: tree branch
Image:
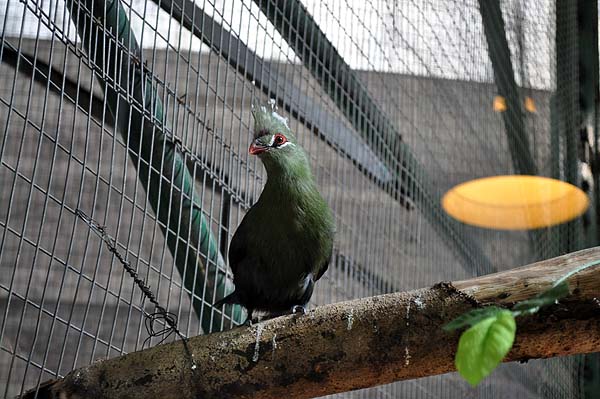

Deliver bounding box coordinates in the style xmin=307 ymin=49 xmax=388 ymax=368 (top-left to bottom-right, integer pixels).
xmin=23 ymin=247 xmax=600 ymax=399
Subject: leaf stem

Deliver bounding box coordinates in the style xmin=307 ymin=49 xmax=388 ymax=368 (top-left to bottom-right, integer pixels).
xmin=553 ymin=259 xmax=600 ymax=287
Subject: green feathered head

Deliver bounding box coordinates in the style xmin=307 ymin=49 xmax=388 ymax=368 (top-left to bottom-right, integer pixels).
xmin=249 ymin=101 xmax=298 ymax=158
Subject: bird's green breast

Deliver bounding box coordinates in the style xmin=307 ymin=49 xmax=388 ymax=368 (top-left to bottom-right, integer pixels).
xmin=248 ymin=171 xmax=334 ymax=283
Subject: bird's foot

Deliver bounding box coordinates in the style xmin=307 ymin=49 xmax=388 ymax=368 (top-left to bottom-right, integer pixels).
xmin=291 ymin=305 xmax=307 ymax=315
xmin=243 ymin=310 xmax=256 ymax=326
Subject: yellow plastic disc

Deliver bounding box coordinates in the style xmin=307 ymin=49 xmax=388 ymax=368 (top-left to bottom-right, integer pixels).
xmin=442 ymin=175 xmax=589 ymax=230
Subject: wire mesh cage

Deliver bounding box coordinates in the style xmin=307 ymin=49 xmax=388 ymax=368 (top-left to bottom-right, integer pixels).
xmin=0 ymin=0 xmax=595 ymax=398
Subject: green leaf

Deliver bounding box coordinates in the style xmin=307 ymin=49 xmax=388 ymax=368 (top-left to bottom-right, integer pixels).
xmin=455 ymin=310 xmax=516 ymax=386
xmin=443 ymin=306 xmax=504 ymax=332
xmin=512 ymin=281 xmax=570 ymax=316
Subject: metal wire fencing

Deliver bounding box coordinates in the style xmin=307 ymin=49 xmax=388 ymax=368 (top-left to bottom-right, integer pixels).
xmin=0 ymin=0 xmax=592 ymax=398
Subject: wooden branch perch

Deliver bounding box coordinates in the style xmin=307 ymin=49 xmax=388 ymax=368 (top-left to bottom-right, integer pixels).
xmin=24 ymin=248 xmax=600 ymax=399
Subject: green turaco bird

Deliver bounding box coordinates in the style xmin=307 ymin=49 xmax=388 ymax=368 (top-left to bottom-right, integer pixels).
xmin=215 ymin=103 xmax=335 ymax=323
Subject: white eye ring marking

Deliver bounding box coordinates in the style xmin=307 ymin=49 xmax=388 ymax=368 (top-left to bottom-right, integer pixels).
xmin=269 ymin=134 xmax=293 ymax=149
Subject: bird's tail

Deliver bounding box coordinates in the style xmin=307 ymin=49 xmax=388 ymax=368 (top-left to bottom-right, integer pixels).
xmin=213 ymin=291 xmax=239 ymax=308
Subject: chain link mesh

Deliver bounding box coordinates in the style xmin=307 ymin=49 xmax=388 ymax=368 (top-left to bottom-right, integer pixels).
xmin=0 ymin=0 xmax=591 ymax=397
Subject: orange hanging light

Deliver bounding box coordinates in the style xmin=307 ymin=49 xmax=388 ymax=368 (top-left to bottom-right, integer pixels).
xmin=493 ymin=96 xmax=507 ymax=112
xmin=442 ymin=175 xmax=589 ymax=230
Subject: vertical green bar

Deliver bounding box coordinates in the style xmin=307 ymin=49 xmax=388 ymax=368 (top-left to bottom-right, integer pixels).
xmin=478 ymin=0 xmax=536 ymax=176
xmin=577 ymin=0 xmax=599 ymax=247
xmin=65 ymin=0 xmax=243 ymax=332
xmin=556 ymin=1 xmax=583 ymax=253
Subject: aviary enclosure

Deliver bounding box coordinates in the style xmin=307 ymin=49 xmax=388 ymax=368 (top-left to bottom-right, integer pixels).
xmin=0 ymin=0 xmax=599 ymax=398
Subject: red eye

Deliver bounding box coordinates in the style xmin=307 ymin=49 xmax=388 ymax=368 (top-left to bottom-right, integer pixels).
xmin=273 ymin=133 xmax=287 ymax=146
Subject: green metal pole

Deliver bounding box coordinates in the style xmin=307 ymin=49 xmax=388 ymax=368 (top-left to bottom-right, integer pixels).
xmin=478 ymin=0 xmax=537 ymax=176
xmin=556 ymin=1 xmax=583 ymax=253
xmin=577 ymin=0 xmax=599 ymax=247
xmin=64 ymin=0 xmax=243 ymax=332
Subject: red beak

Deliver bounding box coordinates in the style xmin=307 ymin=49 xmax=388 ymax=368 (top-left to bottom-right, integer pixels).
xmin=249 ymin=141 xmax=267 ymax=155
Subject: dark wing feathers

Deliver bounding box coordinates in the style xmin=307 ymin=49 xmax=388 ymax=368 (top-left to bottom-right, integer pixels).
xmin=314 ymin=228 xmax=334 ymax=282
xmin=314 ymin=258 xmax=330 ymax=282
xmin=227 ymin=217 xmax=250 ymax=275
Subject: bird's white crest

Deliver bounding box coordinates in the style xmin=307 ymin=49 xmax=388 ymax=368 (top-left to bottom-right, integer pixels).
xmin=271 ymin=110 xmax=290 ymax=128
